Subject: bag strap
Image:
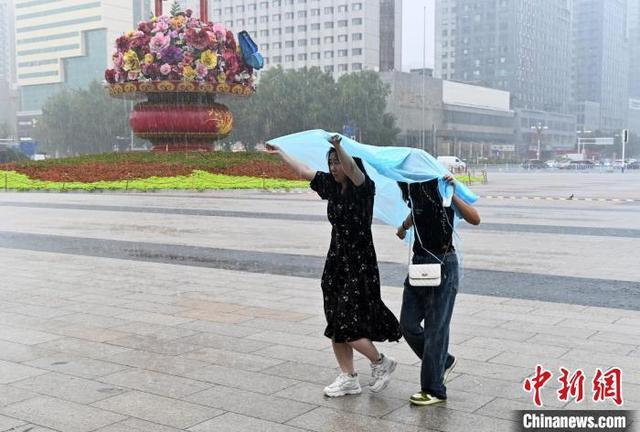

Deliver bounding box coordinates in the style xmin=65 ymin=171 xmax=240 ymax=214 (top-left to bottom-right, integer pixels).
xmin=408 ymin=183 xmax=444 ymax=265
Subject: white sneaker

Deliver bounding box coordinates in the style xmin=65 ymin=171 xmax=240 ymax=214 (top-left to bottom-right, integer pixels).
xmin=369 ymin=353 xmax=397 ymax=393
xmin=444 ymin=356 xmax=458 ymax=384
xmin=323 ymin=373 xmax=362 ymax=397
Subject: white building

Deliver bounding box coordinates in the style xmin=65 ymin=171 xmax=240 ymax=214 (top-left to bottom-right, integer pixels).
xmin=14 ymin=0 xmax=134 ymax=112
xmin=209 ymin=0 xmax=402 ymax=79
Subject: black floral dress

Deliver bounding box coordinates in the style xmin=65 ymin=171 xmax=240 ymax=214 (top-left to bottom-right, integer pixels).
xmin=310 ymin=171 xmax=401 ymax=343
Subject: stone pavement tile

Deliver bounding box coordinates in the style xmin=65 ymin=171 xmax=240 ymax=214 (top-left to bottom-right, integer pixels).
xmin=452 ymin=323 xmax=536 ymax=342
xmin=12 ymin=295 xmax=77 ymax=309
xmin=1 ymin=396 xmax=126 ymax=432
xmin=260 ymin=360 xmax=340 ymax=385
xmin=66 ymin=294 xmax=133 ymax=307
xmin=377 ymin=344 xmax=425 ymax=366
xmin=177 ymin=309 xmax=254 ymax=324
xmin=558 ymin=319 xmax=640 ymax=336
xmin=379 ymin=378 xmax=496 ymax=414
xmin=52 ymin=313 xmax=130 ymax=329
xmin=178 ymin=320 xmax=263 ymax=338
xmin=449 ymin=344 xmax=505 ymax=362
xmin=582 ymin=306 xmax=640 ymax=320
xmin=460 ymin=336 xmax=570 ymax=358
xmin=62 ymin=304 xmax=136 ymax=318
xmin=121 ymin=293 xmax=182 ymax=305
xmin=184 ymin=364 xmax=300 ymax=395
xmin=100 ymin=368 xmax=212 ymax=399
xmin=0 ymin=360 xmax=48 ymax=384
xmin=236 ymin=307 xmax=312 ymax=322
xmin=7 ymin=305 xmax=72 ymax=320
xmin=253 ymin=345 xmax=340 ymax=369
xmin=499 ymin=298 xmax=589 ymax=313
xmin=382 ymin=404 xmax=516 ymax=432
xmin=527 ymin=308 xmax=621 ymax=324
xmin=590 ymin=331 xmax=640 ymax=346
xmin=498 ymin=320 xmax=598 ymax=339
xmin=106 ymin=334 xmax=200 ymax=356
xmin=186 ymin=385 xmax=316 ymax=423
xmin=450 ymin=314 xmax=509 ymax=329
xmin=102 ymin=349 xmax=210 ymax=377
xmin=52 ymin=324 xmax=132 ymax=343
xmin=0 ymin=384 xmax=38 ymax=407
xmin=12 ymin=372 xmax=126 ymax=404
xmin=0 ymin=340 xmax=55 ymax=363
xmin=35 ymin=337 xmax=130 ymax=359
xmin=238 ymin=318 xmax=319 ymax=336
xmin=0 ymin=327 xmax=62 ymax=345
xmin=474 ymin=397 xmax=541 ymax=421
xmin=287 ymin=406 xmax=434 ymax=432
xmin=471 ymin=303 xmax=537 ymax=316
xmin=527 ymin=334 xmax=635 ymax=356
xmin=92 ymin=391 xmax=222 ymax=430
xmin=175 ymin=298 xmax=246 ymax=314
xmin=117 ymin=301 xmax=189 ymax=315
xmin=23 ymin=354 xmax=130 ymax=379
xmin=446 ymin=374 xmax=566 ymax=408
xmin=1 ymin=424 xmax=58 ymax=432
xmin=95 ymin=418 xmax=183 ymax=432
xmin=273 ymin=381 xmax=406 ymax=418
xmin=471 ymin=310 xmax=565 ymax=326
xmin=179 ymin=332 xmax=271 ymax=354
xmin=453 ymin=358 xmax=532 ymax=382
xmin=113 ymin=311 xmax=194 ymax=326
xmin=189 ymin=412 xmax=307 ymax=432
xmin=246 ymin=331 xmax=331 ymax=351
xmin=112 ymin=321 xmax=199 ymax=339
xmin=183 ymin=347 xmax=285 ymax=372
xmin=0 ymin=414 xmax=25 ymax=431
xmin=561 ymin=349 xmax=640 ymax=375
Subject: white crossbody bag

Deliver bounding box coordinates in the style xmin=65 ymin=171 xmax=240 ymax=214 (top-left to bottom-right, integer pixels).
xmin=406 ymin=184 xmax=449 ymax=287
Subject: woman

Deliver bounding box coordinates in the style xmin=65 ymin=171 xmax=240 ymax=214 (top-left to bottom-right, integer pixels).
xmin=266 ymin=135 xmax=401 ymax=397
xmin=396 ymin=175 xmax=480 ymax=406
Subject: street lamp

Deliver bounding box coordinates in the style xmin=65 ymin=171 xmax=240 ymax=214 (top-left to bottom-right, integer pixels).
xmin=531 ymin=122 xmax=548 ymax=160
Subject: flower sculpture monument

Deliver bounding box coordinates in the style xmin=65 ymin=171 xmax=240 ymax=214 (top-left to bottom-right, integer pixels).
xmin=105 ymin=0 xmax=259 ymax=152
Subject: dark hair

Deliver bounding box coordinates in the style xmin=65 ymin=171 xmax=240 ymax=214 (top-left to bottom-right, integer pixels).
xmin=398 ymin=182 xmax=410 ymax=203
xmin=326 ymin=148 xmax=368 ymax=193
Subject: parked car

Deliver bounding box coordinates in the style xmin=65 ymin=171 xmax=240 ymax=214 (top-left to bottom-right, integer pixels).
xmin=521 ymin=159 xmax=548 ymax=169
xmin=545 ymin=159 xmax=558 ymax=168
xmin=626 ymin=160 xmax=640 ymax=169
xmin=437 ymin=156 xmax=466 ymax=172
xmin=562 ymin=160 xmax=595 ymax=170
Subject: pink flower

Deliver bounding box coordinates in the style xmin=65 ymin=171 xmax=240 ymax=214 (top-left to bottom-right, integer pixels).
xmin=112 ymin=52 xmax=123 ymax=68
xmin=149 ymin=32 xmax=170 ymax=54
xmin=159 ymin=63 xmax=171 ymax=75
xmin=104 ymin=69 xmax=117 ymax=83
xmin=185 ymin=28 xmax=209 ymax=50
xmin=196 ymin=62 xmax=208 ymax=78
xmin=153 ymin=20 xmax=169 ymax=33
xmin=116 ymin=35 xmax=130 ymax=51
xmin=183 ymin=52 xmax=194 ymax=65
xmin=127 ymin=71 xmax=139 ymax=80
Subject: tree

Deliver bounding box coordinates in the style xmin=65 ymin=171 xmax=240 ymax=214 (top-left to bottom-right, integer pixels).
xmin=336 ymin=70 xmax=400 ymax=146
xmin=33 ymin=81 xmax=130 ymax=156
xmin=0 ymin=120 xmax=13 ymax=139
xmin=227 ymin=67 xmax=399 ymax=148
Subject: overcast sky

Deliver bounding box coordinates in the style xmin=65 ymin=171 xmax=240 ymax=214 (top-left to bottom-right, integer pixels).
xmin=401 ymin=0 xmax=435 ymax=71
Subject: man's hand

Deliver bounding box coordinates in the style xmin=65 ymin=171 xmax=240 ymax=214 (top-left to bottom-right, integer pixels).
xmin=396 ymin=225 xmax=407 ymax=240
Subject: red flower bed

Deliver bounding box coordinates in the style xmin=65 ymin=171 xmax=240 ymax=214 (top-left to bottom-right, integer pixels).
xmin=8 ymin=163 xmax=193 ymax=182
xmin=216 ymin=160 xmax=301 ymax=180
xmin=1 ymin=159 xmax=303 ymax=182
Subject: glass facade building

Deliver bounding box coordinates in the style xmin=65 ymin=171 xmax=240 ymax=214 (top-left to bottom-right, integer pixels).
xmin=574 ymin=0 xmax=629 ymax=132
xmin=435 ymin=0 xmax=573 ymax=114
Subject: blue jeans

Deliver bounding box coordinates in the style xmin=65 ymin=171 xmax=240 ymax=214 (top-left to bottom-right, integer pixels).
xmin=400 ymin=252 xmax=458 ymax=399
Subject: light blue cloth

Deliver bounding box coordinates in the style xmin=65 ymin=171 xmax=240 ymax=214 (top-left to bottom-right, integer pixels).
xmin=268 ymin=129 xmax=479 ymax=228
